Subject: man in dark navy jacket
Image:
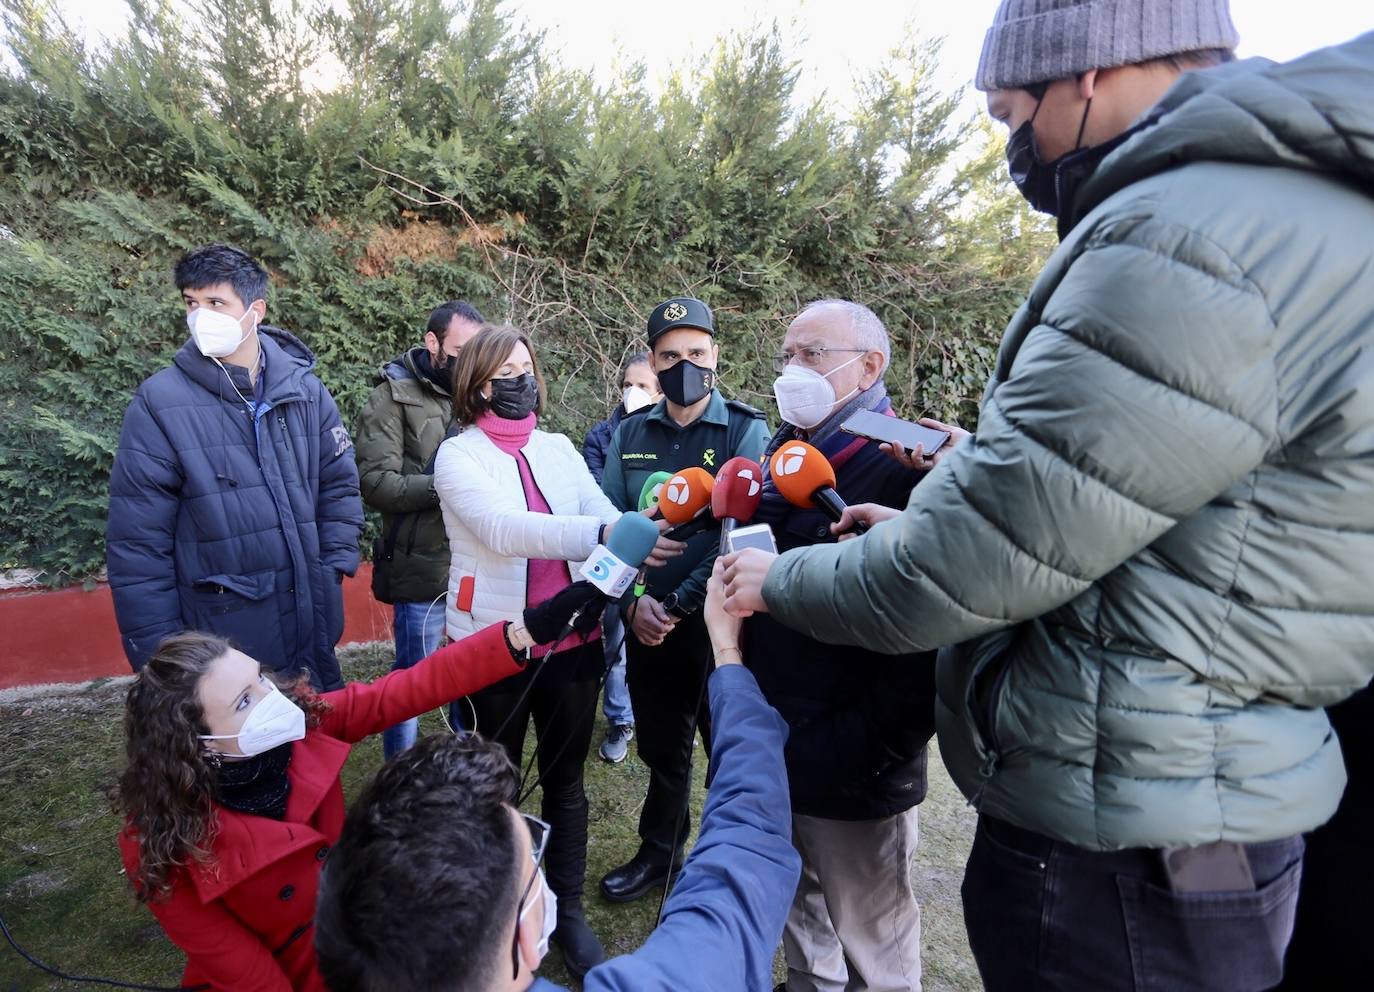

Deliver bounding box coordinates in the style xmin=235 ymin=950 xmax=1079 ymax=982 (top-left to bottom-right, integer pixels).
xmin=106 ymin=244 xmax=363 ymax=689
xmin=748 ymin=299 xmax=940 ymax=992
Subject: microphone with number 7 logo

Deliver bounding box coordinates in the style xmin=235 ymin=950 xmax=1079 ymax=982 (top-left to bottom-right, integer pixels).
xmin=658 ymin=467 xmax=716 ymax=541
xmin=768 ymin=440 xmax=869 ymax=534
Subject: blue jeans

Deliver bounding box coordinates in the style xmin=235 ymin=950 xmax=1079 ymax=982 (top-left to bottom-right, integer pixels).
xmin=601 ymin=604 xmax=634 ymax=726
xmin=382 ymin=599 xmax=446 ymax=759
xmin=962 ymin=814 xmax=1304 ymax=992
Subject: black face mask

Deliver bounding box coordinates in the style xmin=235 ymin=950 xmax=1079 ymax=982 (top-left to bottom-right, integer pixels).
xmin=488 ymin=373 xmax=539 ymax=419
xmin=1006 ymin=93 xmax=1093 ymax=217
xmin=657 ymin=359 xmax=715 ymax=408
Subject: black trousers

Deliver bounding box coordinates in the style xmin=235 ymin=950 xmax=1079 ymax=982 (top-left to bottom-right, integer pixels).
xmin=624 ymin=610 xmax=713 ymax=861
xmin=963 ymin=814 xmax=1304 ymax=992
xmin=468 ymin=642 xmax=601 ymax=906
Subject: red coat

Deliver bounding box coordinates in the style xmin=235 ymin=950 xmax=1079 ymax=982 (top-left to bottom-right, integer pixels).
xmin=118 ymin=623 xmax=522 ymax=992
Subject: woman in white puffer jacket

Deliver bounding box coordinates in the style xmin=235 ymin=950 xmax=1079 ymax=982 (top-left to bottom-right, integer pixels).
xmin=433 ymin=323 xmax=675 ymax=978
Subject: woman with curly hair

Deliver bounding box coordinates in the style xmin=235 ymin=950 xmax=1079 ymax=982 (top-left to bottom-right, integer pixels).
xmin=114 ymin=586 xmax=600 ymax=992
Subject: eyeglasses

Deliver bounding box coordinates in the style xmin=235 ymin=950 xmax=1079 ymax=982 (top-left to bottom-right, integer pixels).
xmin=511 ymin=813 xmax=551 ymax=979
xmin=771 ymin=346 xmax=866 ymax=374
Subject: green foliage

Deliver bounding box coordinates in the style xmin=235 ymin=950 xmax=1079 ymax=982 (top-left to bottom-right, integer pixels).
xmin=0 ymin=0 xmax=1053 ymax=583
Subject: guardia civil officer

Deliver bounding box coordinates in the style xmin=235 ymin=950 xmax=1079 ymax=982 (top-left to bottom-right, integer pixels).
xmin=598 ymin=297 xmax=769 ymax=902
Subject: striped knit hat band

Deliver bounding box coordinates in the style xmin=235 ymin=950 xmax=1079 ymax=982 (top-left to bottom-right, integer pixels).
xmin=975 ymin=0 xmax=1239 ymax=91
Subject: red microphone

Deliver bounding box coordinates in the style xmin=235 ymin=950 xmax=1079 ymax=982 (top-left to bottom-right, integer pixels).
xmin=660 ymin=466 xmax=716 ymax=541
xmin=768 ymin=441 xmax=869 ymax=534
xmin=711 ymin=456 xmax=765 ymax=553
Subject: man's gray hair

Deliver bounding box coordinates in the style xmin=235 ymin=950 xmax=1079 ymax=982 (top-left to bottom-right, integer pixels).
xmin=799 ymin=299 xmax=891 ymax=373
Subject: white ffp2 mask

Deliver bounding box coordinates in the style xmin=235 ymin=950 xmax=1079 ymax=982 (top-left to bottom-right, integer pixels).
xmin=622 ymin=385 xmax=655 ymax=413
xmin=187 ymin=305 xmax=258 ymax=359
xmin=772 ymin=353 xmax=864 ymax=429
xmin=200 ymin=682 xmax=306 ymax=757
xmin=519 ymin=866 xmax=558 ymax=963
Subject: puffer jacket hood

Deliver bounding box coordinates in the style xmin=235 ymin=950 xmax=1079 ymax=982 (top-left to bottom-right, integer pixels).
xmin=173 ymin=325 xmax=317 ymax=405
xmin=1065 ymin=32 xmax=1374 ymax=231
xmin=375 ymin=346 xmax=451 ymax=398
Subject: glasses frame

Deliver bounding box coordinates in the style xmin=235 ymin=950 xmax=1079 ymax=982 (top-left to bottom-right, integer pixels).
xmin=771 ymin=346 xmax=867 ymax=374
xmin=510 ymin=813 xmax=552 ymax=979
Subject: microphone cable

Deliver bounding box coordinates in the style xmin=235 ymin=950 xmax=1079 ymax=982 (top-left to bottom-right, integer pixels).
xmin=515 ymin=613 xmax=630 ymax=805
xmin=654 ymin=636 xmax=714 ymax=927
xmin=0 ymin=910 xmax=207 ymax=991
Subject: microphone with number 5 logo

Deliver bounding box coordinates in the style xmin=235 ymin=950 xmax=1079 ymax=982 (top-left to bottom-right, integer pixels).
xmin=580 ymin=511 xmax=663 ymax=599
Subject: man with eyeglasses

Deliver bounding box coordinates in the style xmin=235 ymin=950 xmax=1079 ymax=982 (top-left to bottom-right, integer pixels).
xmin=313 ymin=565 xmax=801 ymax=992
xmin=752 ymin=299 xmax=943 ymax=992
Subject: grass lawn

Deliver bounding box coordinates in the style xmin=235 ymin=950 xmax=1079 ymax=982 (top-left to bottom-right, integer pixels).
xmin=0 ymin=642 xmax=981 ymax=991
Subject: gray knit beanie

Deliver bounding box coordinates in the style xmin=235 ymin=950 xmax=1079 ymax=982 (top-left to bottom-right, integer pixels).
xmin=975 ymin=0 xmax=1239 ymax=91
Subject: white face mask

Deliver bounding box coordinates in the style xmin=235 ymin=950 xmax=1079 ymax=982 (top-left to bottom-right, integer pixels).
xmin=772 ymin=353 xmax=864 ymax=429
xmin=187 ymin=305 xmax=258 ymax=359
xmin=622 ymin=384 xmax=655 ymax=413
xmin=519 ymin=865 xmax=558 ymax=963
xmin=199 ymin=682 xmax=306 ymax=757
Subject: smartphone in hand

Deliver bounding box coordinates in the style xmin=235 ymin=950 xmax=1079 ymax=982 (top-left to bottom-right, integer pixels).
xmin=725 ymin=523 xmax=778 ymax=555
xmin=840 ymin=409 xmax=950 ymax=457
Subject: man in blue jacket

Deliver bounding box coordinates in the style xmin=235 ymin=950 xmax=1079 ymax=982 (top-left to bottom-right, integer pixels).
xmin=314 ymin=564 xmax=801 ymax=992
xmin=581 ymin=351 xmax=660 ymax=764
xmin=752 ymin=299 xmax=940 ymax=992
xmin=106 ymin=244 xmax=363 ymax=689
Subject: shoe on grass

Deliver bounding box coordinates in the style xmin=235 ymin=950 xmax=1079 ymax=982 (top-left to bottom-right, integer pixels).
xmin=599 ymin=723 xmax=633 ymax=764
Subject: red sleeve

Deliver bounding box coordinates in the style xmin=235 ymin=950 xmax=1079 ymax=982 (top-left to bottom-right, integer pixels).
xmin=317 ymin=623 xmax=523 ymax=743
xmin=119 ymin=837 xmax=291 ymax=992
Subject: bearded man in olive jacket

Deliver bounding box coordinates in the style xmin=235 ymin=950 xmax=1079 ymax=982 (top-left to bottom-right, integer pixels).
xmin=355 ymin=299 xmax=484 ymax=757
xmin=722 ymin=5 xmax=1374 ymax=991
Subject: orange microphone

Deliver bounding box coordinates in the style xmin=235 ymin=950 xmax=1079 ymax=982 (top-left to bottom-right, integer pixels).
xmin=768 ymin=441 xmax=869 ymax=534
xmin=659 ymin=466 xmax=716 ymax=540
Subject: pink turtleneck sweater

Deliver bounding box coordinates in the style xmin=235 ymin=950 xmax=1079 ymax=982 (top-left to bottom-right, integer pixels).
xmin=476 ymin=411 xmax=599 ymax=658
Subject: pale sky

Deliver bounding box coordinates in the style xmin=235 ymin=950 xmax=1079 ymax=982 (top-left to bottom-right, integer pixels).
xmin=15 ymin=1 xmax=1374 ymax=119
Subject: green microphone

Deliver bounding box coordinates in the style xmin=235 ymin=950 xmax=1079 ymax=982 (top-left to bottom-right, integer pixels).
xmin=634 ymin=471 xmax=673 ymax=596
xmin=638 ymin=471 xmax=673 ymax=511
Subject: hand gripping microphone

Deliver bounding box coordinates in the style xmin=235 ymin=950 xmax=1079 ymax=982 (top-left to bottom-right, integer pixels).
xmin=659 ymin=466 xmax=716 ymax=541
xmin=768 ymin=440 xmax=869 ymax=534
xmin=638 ymin=470 xmax=674 ymax=512
xmin=711 ymin=456 xmax=765 ymax=553
xmin=520 ymin=512 xmax=663 ymax=646
xmin=580 ymin=511 xmax=662 ymax=599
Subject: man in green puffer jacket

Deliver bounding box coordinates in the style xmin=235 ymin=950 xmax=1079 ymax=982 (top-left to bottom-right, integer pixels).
xmin=722 ymin=3 xmax=1374 ymax=990
xmin=355 ymin=299 xmax=485 ymax=757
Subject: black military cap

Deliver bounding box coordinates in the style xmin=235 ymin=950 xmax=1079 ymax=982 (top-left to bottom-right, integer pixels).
xmin=647 ymin=297 xmax=714 ymax=345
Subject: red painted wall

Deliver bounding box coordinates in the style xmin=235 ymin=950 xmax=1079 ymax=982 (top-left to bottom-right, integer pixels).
xmin=0 ymin=564 xmax=395 ymax=690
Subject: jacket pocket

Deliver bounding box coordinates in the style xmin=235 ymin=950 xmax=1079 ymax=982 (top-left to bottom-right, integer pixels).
xmin=1117 ymin=857 xmax=1302 ymax=992
xmin=951 ymin=628 xmax=1019 ymax=776
xmin=189 ymin=569 xmax=284 ymax=658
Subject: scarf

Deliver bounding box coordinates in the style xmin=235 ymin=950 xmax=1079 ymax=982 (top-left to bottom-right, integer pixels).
xmin=476 ymin=410 xmax=537 ymax=454
xmin=215 ymin=741 xmax=293 ymax=820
